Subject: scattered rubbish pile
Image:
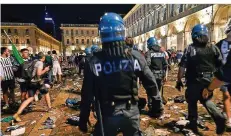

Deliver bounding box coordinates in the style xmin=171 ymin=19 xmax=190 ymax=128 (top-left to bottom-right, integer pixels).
xmin=39 ymin=117 xmax=56 ymax=130
xmin=174 ymin=95 xmax=185 ymax=103
xmin=65 ymin=98 xmax=81 ymax=110
xmin=67 ymin=116 xmax=80 ymax=126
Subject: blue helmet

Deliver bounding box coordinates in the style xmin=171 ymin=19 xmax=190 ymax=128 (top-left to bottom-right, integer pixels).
xmin=91 ymin=45 xmax=99 ymax=52
xmin=99 ymin=12 xmax=125 ymax=43
xmin=85 ymin=47 xmax=91 ymax=55
xmin=191 ymin=24 xmax=208 ymax=39
xmin=147 ymin=37 xmax=159 ymax=49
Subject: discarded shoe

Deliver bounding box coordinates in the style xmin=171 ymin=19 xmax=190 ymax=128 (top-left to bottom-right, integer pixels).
xmin=13 ymin=114 xmax=22 ymax=122
xmin=67 ymin=116 xmax=80 ymax=126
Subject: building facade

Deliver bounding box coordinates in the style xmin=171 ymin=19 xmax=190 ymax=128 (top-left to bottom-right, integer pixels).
xmin=1 ymin=22 xmax=61 ymax=54
xmin=60 ymin=24 xmax=100 ymax=56
xmin=124 ymin=4 xmax=231 ymax=51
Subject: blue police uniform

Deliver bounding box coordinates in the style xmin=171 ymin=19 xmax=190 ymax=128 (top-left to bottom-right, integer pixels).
xmin=179 ymin=24 xmax=226 ymax=134
xmin=145 ymin=37 xmax=168 ymax=93
xmin=79 ymin=12 xmax=162 ymax=136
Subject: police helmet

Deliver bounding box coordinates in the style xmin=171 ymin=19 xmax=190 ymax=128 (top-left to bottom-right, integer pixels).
xmin=85 ymin=47 xmax=91 ymax=55
xmin=91 ymin=45 xmax=99 ymax=52
xmin=191 ymin=24 xmax=208 ymax=39
xmin=147 ymin=37 xmax=159 ymax=49
xmin=99 ymin=12 xmax=125 ymax=43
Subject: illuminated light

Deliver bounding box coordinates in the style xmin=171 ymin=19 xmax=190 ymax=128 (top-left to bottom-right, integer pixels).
xmin=46 ymin=12 xmax=48 ymax=15
xmin=45 ymin=18 xmax=53 ymax=21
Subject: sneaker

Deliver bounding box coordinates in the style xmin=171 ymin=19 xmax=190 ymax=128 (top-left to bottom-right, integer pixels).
xmin=2 ymin=104 xmax=9 ymax=110
xmin=13 ymin=113 xmax=22 ymax=122
xmin=226 ymin=120 xmax=231 ymax=129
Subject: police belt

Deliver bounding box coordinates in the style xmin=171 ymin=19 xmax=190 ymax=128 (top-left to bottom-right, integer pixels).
xmin=152 ymin=70 xmax=164 ymax=79
xmin=103 ymin=99 xmax=137 ymax=108
xmin=198 ymin=72 xmax=214 ymax=78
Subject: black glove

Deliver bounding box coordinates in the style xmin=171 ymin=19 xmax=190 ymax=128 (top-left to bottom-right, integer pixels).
xmin=175 ymin=80 xmax=184 ymax=91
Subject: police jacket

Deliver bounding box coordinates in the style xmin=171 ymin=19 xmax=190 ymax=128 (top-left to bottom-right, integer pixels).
xmin=80 ymin=49 xmax=159 ymax=124
xmin=179 ymin=43 xmax=223 ymax=84
xmin=145 ymin=46 xmax=168 ymax=75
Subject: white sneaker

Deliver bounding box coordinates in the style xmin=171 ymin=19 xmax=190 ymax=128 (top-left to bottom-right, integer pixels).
xmin=226 ymin=119 xmax=231 ymax=128
xmin=2 ymin=104 xmax=9 ymax=110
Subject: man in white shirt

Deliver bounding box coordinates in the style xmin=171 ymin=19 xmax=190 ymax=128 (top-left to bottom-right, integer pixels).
xmin=52 ymin=50 xmax=62 ymax=84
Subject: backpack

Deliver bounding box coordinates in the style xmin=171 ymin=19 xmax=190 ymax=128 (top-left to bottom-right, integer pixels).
xmin=21 ymin=60 xmax=37 ymax=81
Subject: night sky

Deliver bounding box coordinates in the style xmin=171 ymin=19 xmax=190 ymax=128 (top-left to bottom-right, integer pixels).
xmin=1 ymin=4 xmax=134 ymax=40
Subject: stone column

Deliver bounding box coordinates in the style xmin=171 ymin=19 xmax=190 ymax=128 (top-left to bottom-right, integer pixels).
xmin=161 ymin=36 xmax=167 ymax=49
xmin=177 ymin=32 xmax=184 ymax=51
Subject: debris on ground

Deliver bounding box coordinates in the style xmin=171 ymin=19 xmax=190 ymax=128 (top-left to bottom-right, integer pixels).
xmin=67 ymin=116 xmax=80 ymax=126
xmin=174 ymin=95 xmax=185 ymax=103
xmin=1 ymin=116 xmax=14 ymax=123
xmin=39 ymin=117 xmax=56 ymax=130
xmin=65 ymin=98 xmax=81 ymax=109
xmin=11 ymin=127 xmax=25 ymax=136
xmin=143 ymin=125 xmax=155 ymax=136
xmin=141 ymin=117 xmax=150 ymax=122
xmin=154 ymin=128 xmax=171 ymax=136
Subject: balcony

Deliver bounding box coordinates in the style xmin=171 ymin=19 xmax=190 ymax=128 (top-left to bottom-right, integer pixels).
xmin=1 ymin=22 xmax=36 ymax=27
xmin=61 ymin=24 xmax=98 ymax=27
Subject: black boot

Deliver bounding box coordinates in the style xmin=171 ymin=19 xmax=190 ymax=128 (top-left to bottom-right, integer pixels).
xmin=186 ymin=121 xmax=203 ymax=136
xmin=216 ymin=117 xmax=226 ymax=135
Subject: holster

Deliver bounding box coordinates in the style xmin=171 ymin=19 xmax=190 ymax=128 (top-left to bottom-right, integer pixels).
xmin=196 ymin=72 xmax=214 ymax=86
xmin=153 ymin=70 xmax=164 ymax=80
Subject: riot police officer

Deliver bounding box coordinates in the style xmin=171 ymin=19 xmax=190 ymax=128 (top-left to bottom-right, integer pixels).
xmin=177 ymin=24 xmax=226 ymax=135
xmin=79 ymin=12 xmax=163 ymax=136
xmin=145 ymin=37 xmax=168 ymax=104
xmin=91 ymin=45 xmax=101 ymax=54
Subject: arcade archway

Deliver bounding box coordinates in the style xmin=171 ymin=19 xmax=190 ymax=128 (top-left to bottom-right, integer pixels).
xmin=167 ymin=25 xmax=178 ymax=50
xmin=184 ymin=17 xmax=200 ymax=47
xmin=213 ymin=5 xmax=231 ymax=42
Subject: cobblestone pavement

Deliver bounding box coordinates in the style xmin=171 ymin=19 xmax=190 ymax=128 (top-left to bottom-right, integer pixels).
xmin=1 ymin=67 xmax=231 ymax=136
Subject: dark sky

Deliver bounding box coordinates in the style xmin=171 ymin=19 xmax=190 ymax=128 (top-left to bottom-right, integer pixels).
xmin=1 ymin=4 xmax=134 ymax=40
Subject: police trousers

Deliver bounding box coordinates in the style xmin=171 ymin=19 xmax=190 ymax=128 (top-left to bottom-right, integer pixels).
xmin=93 ymin=102 xmax=142 ymax=136
xmin=185 ymin=83 xmax=225 ymax=126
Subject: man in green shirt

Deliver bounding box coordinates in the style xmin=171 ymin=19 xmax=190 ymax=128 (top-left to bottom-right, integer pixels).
xmin=45 ymin=51 xmax=53 ymax=84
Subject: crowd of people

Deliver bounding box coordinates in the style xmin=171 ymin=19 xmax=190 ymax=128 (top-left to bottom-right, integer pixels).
xmin=1 ymin=12 xmax=231 ymax=136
